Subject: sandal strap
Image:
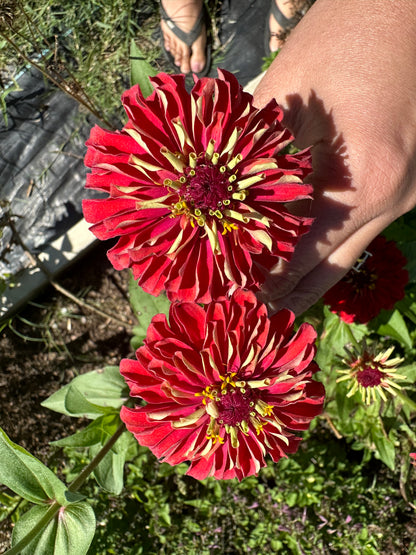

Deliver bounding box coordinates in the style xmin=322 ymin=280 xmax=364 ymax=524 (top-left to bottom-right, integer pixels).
xmin=270 ymin=1 xmax=297 ymax=30
xmin=160 ymin=2 xmax=205 ymax=47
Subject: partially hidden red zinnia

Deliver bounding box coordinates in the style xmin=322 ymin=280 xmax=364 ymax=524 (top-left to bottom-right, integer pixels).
xmin=83 ymin=69 xmax=313 ymax=303
xmin=323 ymin=236 xmax=408 ymax=324
xmin=120 ymin=289 xmax=325 ymax=480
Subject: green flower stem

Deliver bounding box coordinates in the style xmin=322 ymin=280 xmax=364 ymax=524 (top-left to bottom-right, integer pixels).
xmin=68 ymin=422 xmax=126 ymax=493
xmin=5 ymin=422 xmax=126 ymax=554
xmin=395 ymin=389 xmax=416 ymax=413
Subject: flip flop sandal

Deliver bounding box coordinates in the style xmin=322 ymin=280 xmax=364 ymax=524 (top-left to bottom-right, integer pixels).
xmin=264 ymin=1 xmax=298 ymax=57
xmin=160 ymin=2 xmax=212 ymax=78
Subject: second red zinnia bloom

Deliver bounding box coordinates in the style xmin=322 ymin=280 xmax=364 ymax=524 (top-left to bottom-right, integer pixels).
xmin=83 ymin=69 xmax=313 ymax=303
xmin=323 ymin=236 xmax=408 ymax=324
xmin=120 ymin=290 xmax=325 ymax=480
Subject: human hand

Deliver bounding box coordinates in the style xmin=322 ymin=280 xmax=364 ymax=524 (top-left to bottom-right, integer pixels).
xmin=253 ymin=0 xmax=416 ymax=316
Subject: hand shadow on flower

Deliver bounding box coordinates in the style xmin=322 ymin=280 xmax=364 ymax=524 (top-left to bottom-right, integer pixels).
xmin=284 ymin=89 xmax=352 ymax=195
xmin=259 ymin=90 xmax=355 ymax=312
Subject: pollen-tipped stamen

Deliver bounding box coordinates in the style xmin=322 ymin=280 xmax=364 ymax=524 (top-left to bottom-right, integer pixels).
xmin=160 ymin=147 xmax=186 ymax=172
xmin=227 ymin=154 xmax=243 ymax=170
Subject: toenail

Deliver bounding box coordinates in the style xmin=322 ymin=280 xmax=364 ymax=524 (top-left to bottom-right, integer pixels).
xmin=191 ymin=62 xmax=203 ymax=73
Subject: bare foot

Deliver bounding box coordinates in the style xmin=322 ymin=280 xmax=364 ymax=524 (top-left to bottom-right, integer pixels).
xmin=269 ymin=0 xmax=305 ymax=52
xmin=161 ymin=0 xmax=207 ymax=74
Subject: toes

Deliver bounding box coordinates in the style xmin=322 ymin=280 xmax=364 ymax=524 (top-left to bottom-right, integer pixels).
xmin=179 ymin=45 xmax=191 ymax=74
xmin=190 ymin=29 xmax=206 ymax=74
xmin=269 ymin=14 xmax=285 ymax=52
xmin=173 ymin=42 xmax=191 ymax=73
xmin=269 ymin=0 xmax=303 ymax=53
xmin=161 ymin=19 xmax=194 ymax=74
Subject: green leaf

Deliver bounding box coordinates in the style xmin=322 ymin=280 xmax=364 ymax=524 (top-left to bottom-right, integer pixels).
xmin=156 ymin=503 xmax=171 ymax=527
xmin=64 ymin=491 xmax=86 ymax=504
xmin=377 ymin=309 xmax=412 ymax=350
xmin=395 ymin=292 xmax=416 ymax=325
xmin=371 ymin=429 xmax=395 ymax=470
xmin=65 ymin=385 xmax=116 ymax=419
xmin=51 ymin=413 xmax=121 ymax=448
xmin=316 ymin=307 xmax=367 ymax=372
xmin=335 ymin=383 xmax=357 ymax=422
xmin=55 ymin=503 xmax=95 ymax=554
xmin=383 ymin=213 xmax=416 ymax=244
xmin=90 ymin=430 xmax=132 ymax=494
xmin=400 ymin=241 xmax=416 ymax=283
xmin=11 ymin=505 xmax=58 ymax=555
xmin=41 ymin=366 xmax=128 ymax=419
xmin=11 ymin=502 xmax=95 ymax=555
xmin=398 ymin=363 xmax=416 ymax=384
xmin=130 ymin=333 xmax=144 ymax=352
xmin=285 ymin=492 xmax=298 ymax=507
xmin=128 ymin=274 xmax=170 ymax=345
xmin=0 ymin=427 xmax=67 ymax=505
xmin=130 ymin=39 xmax=157 ymax=96
xmin=394 ymin=389 xmax=416 ymax=413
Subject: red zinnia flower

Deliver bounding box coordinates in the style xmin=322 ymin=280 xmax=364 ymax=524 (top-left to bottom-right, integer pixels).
xmin=83 ymin=70 xmax=313 ymax=303
xmin=323 ymin=236 xmax=408 ymax=324
xmin=120 ymin=289 xmax=324 ymax=480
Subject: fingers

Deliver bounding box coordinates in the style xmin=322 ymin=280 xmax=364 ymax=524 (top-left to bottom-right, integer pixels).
xmin=265 ymin=262 xmax=344 ymax=316
xmin=258 ymin=185 xmax=357 ymax=305
xmin=263 ymin=216 xmax=390 ymax=316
